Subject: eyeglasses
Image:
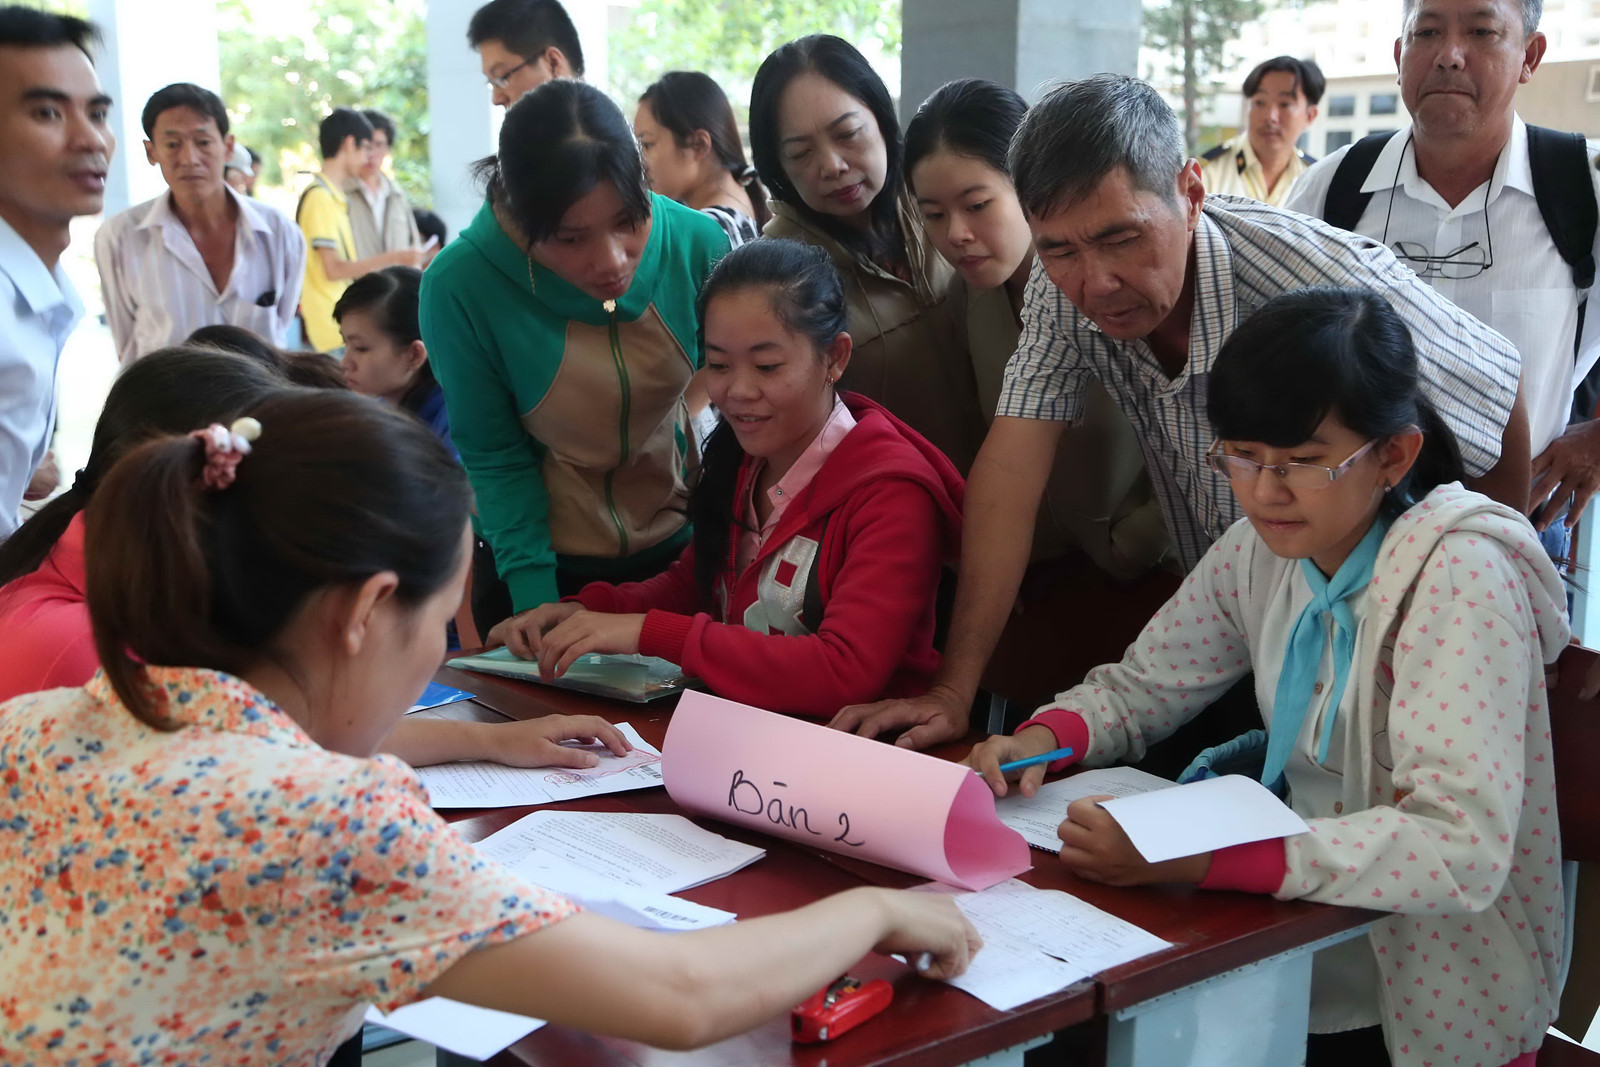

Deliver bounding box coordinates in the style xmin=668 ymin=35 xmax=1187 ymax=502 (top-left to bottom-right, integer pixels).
xmin=1381 ymin=130 xmax=1497 ymax=281
xmin=1391 ymin=239 xmax=1492 ymax=280
xmin=487 ymin=58 xmax=533 ymax=89
xmin=1204 ymin=439 xmax=1379 ymax=490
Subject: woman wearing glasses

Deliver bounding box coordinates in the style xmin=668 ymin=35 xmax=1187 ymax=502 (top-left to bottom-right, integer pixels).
xmin=969 ymin=287 xmax=1566 ymax=1067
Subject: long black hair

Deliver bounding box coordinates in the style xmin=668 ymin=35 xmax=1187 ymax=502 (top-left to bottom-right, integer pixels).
xmin=749 ymin=35 xmax=905 ymax=265
xmin=640 ymin=71 xmax=771 ymax=228
xmin=1207 ymin=287 xmax=1466 ymax=519
xmin=474 ymin=79 xmax=651 ymax=244
xmin=904 ymin=78 xmax=1028 ymax=182
xmin=333 ymin=265 xmax=437 ymax=415
xmin=0 ymin=347 xmax=285 ymax=588
xmin=689 ymin=239 xmax=849 ymax=604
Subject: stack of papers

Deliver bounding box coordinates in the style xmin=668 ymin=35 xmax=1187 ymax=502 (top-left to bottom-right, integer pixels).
xmin=996 ymin=767 xmax=1176 ymax=852
xmin=364 ymin=998 xmax=544 ymax=1061
xmin=417 ymin=722 xmax=664 ymax=808
xmin=915 ymin=879 xmax=1172 ymax=1011
xmin=473 ymin=809 xmax=762 ymax=931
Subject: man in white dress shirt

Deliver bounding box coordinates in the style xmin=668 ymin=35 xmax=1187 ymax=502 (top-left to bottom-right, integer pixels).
xmin=95 ymin=82 xmax=304 ymax=363
xmin=0 ymin=7 xmax=113 ymax=538
xmin=1289 ymin=0 xmax=1600 ymax=554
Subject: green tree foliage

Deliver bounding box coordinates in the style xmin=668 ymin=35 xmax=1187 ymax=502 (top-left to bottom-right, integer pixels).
xmin=1144 ymin=0 xmax=1265 ymax=151
xmin=217 ymin=0 xmax=431 ymax=202
xmin=608 ymin=0 xmax=901 ymax=113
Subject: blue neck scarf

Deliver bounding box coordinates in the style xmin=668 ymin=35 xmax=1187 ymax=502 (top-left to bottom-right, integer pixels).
xmin=1262 ymin=517 xmax=1390 ymax=790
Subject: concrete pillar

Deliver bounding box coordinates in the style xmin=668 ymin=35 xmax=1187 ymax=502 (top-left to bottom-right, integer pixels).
xmin=426 ymin=0 xmax=499 ymax=243
xmin=86 ymin=0 xmax=220 ymax=216
xmin=900 ymin=0 xmax=1143 ymax=120
xmin=425 ymin=0 xmax=610 ymax=243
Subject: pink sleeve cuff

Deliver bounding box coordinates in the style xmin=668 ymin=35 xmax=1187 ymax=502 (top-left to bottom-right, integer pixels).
xmin=638 ymin=610 xmax=694 ymax=664
xmin=1023 ymin=709 xmax=1089 ymax=773
xmin=1198 ymin=837 xmax=1288 ymax=894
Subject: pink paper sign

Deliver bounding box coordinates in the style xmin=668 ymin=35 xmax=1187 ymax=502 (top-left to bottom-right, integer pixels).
xmin=661 ymin=691 xmax=1031 ymax=890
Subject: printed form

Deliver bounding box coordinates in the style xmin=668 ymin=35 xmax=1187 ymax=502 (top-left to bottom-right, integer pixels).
xmin=418 ymin=722 xmax=664 ymax=808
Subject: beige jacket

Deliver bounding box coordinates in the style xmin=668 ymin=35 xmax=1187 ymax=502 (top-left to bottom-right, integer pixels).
xmin=342 ymin=173 xmax=420 ymax=260
xmin=764 ymin=196 xmax=987 ymax=474
xmin=956 ymin=274 xmax=1169 ymax=576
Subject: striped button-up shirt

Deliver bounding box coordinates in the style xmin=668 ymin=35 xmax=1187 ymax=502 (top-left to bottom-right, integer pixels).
xmin=997 ymin=195 xmax=1520 ymax=571
xmin=94 ymin=184 xmax=305 ymax=363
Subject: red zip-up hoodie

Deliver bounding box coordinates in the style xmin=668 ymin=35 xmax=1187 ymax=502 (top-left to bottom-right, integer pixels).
xmin=572 ymin=393 xmax=964 ymax=718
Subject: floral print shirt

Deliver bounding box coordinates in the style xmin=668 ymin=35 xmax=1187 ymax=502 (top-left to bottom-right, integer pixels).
xmin=0 ymin=666 xmax=575 ymax=1066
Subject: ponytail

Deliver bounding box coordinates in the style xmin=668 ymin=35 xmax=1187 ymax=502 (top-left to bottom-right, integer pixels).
xmin=689 ymin=419 xmax=746 ymax=605
xmin=85 ymin=435 xmax=225 ymax=729
xmin=735 ymin=163 xmax=773 ymax=229
xmin=1396 ymin=392 xmax=1467 ymax=518
xmin=85 ymin=389 xmax=473 ymax=730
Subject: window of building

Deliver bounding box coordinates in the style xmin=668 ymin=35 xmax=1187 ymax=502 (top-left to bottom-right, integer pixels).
xmin=1370 ymin=92 xmax=1399 ymax=115
xmin=1326 ymin=129 xmax=1354 ymax=153
xmin=1327 ymin=95 xmax=1357 ymax=117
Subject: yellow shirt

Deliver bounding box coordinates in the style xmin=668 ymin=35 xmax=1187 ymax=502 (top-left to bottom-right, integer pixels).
xmin=1199 ymin=135 xmax=1312 ymax=207
xmin=296 ymin=175 xmax=356 ymax=351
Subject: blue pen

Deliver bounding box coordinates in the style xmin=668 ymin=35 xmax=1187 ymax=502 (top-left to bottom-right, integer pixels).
xmin=993 ymin=747 xmax=1075 ymax=775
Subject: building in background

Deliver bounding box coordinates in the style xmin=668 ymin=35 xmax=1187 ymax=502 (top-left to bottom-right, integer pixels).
xmin=1150 ymin=0 xmax=1600 ymax=155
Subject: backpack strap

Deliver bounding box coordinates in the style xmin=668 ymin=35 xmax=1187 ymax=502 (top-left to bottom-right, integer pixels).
xmin=1321 ymin=131 xmax=1399 ymax=232
xmin=1525 ymin=125 xmax=1600 ymax=418
xmin=1525 ymin=125 xmax=1596 ymax=294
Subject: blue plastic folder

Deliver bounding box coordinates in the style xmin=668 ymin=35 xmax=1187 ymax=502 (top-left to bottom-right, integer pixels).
xmin=409 ymin=681 xmax=476 ymax=713
xmin=446 ymin=648 xmax=695 ymax=703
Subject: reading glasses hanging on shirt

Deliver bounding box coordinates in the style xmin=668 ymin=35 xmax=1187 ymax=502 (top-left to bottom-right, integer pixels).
xmin=1390 ymin=238 xmax=1493 ymax=280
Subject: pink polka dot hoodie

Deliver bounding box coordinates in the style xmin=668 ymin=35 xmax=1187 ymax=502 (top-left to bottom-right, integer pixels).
xmin=1028 ymin=484 xmax=1569 ymax=1067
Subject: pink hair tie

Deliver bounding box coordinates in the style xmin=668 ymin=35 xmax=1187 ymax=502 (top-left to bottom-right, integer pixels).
xmin=190 ymin=417 xmax=262 ymax=491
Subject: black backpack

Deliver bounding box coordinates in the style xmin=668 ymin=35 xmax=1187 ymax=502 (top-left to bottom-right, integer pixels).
xmin=1321 ymin=127 xmax=1599 ymax=422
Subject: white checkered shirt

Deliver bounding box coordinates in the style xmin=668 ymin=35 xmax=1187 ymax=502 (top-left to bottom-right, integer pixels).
xmin=997 ymin=195 xmax=1521 ymax=571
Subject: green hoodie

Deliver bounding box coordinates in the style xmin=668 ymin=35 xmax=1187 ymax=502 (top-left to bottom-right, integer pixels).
xmin=420 ymin=193 xmax=730 ymax=610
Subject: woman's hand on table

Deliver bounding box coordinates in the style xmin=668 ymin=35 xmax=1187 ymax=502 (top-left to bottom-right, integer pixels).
xmin=963 ymin=724 xmax=1060 ymax=798
xmin=869 ymin=888 xmax=983 ymax=981
xmin=535 ymin=612 xmax=647 ymax=680
xmin=486 ymin=601 xmax=585 ymax=660
xmin=482 ymin=714 xmax=633 ymax=768
xmin=1057 ymin=796 xmax=1211 ymax=887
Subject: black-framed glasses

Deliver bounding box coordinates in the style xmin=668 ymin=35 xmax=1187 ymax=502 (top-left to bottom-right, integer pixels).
xmin=1204 ymin=439 xmax=1379 ymax=491
xmin=487 ymin=58 xmax=533 ymax=89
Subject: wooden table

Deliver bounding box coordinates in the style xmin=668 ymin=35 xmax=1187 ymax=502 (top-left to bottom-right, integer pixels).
xmin=423 ymin=665 xmax=1374 ymax=1067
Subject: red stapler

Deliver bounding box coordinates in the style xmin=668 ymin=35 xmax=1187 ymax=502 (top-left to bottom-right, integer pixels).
xmin=791 ymin=975 xmax=894 ymax=1043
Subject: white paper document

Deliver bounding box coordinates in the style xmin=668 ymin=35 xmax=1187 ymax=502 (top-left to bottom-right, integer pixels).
xmin=913 ymin=878 xmax=1172 ymax=1012
xmin=365 ymin=998 xmax=544 ymax=1060
xmin=417 ymin=722 xmax=664 ymax=808
xmin=1099 ymin=773 xmax=1310 ymax=864
xmin=475 ymin=809 xmax=765 ymax=894
xmin=995 ymin=767 xmax=1177 ymax=852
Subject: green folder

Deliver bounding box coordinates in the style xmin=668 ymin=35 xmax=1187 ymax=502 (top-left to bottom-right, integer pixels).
xmin=447 ymin=647 xmax=695 ymax=703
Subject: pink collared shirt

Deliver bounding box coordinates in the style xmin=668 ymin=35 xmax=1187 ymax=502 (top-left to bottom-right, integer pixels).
xmin=735 ymin=397 xmax=857 ymax=575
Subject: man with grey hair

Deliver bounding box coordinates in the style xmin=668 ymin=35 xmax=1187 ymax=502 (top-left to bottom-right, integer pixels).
xmin=833 ymin=73 xmax=1527 ymax=753
xmin=1289 ymin=0 xmax=1600 ymax=567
